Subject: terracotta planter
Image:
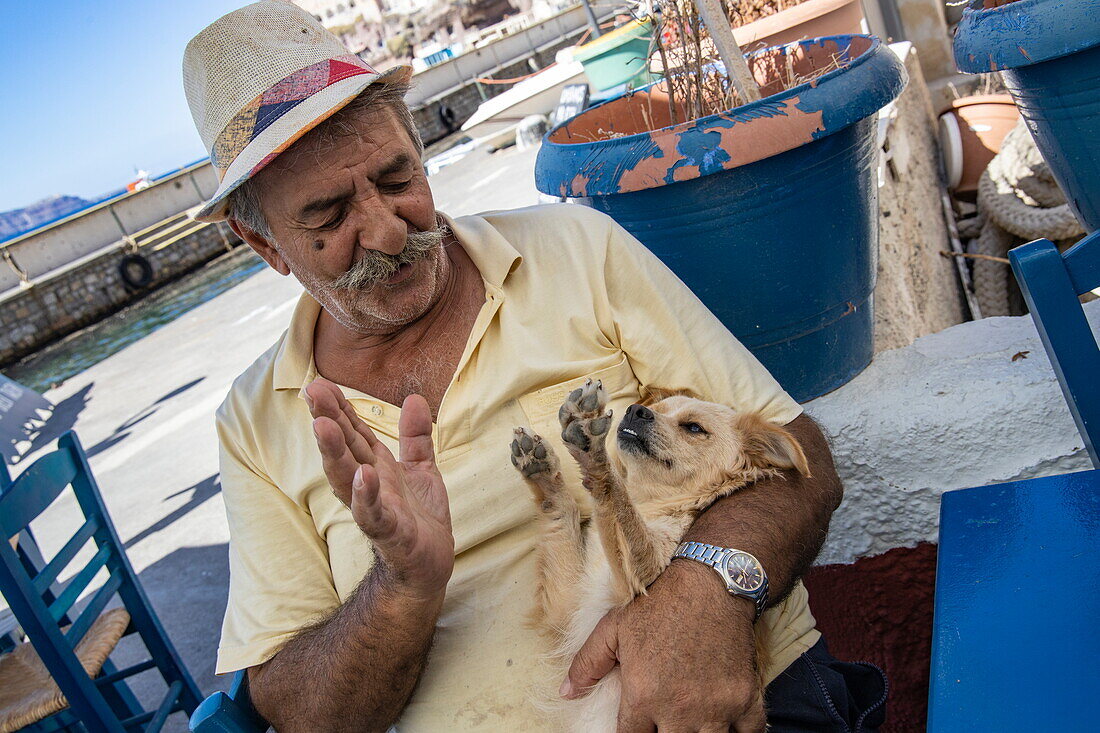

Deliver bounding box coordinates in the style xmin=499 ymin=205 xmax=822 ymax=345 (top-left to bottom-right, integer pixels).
xmin=938 ymin=94 xmax=1019 ymax=194
xmin=733 ymin=0 xmax=865 ymax=51
xmin=535 ymin=36 xmax=906 ymax=401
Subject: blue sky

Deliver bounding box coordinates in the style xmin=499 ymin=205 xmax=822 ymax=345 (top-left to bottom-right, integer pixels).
xmin=0 ymin=0 xmax=252 ymax=213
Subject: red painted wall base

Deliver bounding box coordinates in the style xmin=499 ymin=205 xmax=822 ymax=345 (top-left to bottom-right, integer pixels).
xmin=803 ymin=542 xmax=938 ymax=732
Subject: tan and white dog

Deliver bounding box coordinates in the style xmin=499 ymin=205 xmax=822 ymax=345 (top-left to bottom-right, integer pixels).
xmin=510 ymin=380 xmax=810 ymax=731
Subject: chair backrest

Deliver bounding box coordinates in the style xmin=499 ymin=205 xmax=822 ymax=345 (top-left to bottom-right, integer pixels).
xmin=0 ymin=460 xmax=16 ymax=652
xmin=0 ymin=431 xmax=203 ymax=732
xmin=189 ymin=669 xmax=269 ymax=733
xmin=4 ymin=452 xmax=102 ymax=650
xmin=1010 ymin=231 xmax=1100 ymax=468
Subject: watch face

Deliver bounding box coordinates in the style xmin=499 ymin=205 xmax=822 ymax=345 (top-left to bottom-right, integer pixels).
xmin=725 ymin=552 xmax=764 ymax=592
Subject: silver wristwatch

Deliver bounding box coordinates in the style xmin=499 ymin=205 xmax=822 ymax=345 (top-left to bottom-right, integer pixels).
xmin=672 ymin=542 xmax=769 ymax=619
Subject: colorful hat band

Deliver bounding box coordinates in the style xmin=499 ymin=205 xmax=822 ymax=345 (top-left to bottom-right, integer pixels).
xmin=210 ymin=53 xmax=376 ymax=179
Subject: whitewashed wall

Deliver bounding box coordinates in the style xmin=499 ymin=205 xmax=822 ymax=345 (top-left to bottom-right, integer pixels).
xmin=807 ymin=300 xmax=1096 ymax=565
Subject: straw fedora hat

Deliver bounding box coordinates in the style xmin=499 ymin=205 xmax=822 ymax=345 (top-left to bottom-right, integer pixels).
xmin=183 ymin=1 xmax=412 ymax=222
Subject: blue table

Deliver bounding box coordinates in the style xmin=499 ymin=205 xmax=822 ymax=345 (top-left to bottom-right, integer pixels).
xmin=929 ymin=469 xmax=1100 ymax=731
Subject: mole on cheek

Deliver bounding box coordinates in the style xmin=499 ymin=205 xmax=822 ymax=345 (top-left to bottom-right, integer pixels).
xmin=312 ymin=240 xmax=324 ymax=251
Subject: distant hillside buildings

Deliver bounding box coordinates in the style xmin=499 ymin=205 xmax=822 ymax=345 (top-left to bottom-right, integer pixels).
xmin=295 ymin=0 xmax=384 ymax=31
xmin=292 ymin=0 xmax=536 ymax=69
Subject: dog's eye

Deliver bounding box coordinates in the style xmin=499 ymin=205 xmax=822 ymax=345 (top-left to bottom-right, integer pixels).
xmin=680 ymin=422 xmax=707 ymax=435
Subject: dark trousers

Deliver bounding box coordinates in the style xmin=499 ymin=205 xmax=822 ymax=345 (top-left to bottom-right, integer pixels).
xmin=764 ymin=636 xmax=888 ymax=732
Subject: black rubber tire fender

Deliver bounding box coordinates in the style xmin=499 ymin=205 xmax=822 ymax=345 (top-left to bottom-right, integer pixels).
xmin=119 ymin=253 xmax=153 ymax=289
xmin=438 ymin=103 xmax=457 ymax=132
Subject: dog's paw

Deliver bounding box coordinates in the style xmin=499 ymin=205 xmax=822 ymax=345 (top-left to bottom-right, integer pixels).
xmin=558 ymin=378 xmax=613 ymax=452
xmin=510 ymin=427 xmax=560 ymax=479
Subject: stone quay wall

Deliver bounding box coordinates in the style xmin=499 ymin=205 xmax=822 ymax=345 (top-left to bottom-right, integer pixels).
xmin=0 ymin=161 xmax=219 ymax=294
xmin=405 ymin=3 xmax=606 ymax=145
xmin=0 ymin=223 xmax=240 ymax=367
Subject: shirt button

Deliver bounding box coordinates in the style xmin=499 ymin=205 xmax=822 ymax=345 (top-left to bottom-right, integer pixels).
xmin=371 ymin=405 xmax=383 ymax=416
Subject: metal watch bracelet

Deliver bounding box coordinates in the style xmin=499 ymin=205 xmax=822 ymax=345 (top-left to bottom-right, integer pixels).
xmin=672 ymin=541 xmax=769 ymax=619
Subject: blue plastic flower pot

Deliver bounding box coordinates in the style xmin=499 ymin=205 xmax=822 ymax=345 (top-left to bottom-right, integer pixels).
xmin=535 ymin=36 xmax=906 ymax=402
xmin=954 ymin=0 xmax=1100 ymax=232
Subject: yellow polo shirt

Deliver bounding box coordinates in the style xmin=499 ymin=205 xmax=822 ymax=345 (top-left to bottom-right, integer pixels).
xmin=215 ymin=204 xmax=819 ymax=730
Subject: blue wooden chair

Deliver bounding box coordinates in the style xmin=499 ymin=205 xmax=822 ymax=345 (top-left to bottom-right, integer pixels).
xmin=928 ymin=231 xmax=1100 ymax=730
xmin=0 ymin=431 xmax=204 ymax=731
xmin=188 ymin=669 xmax=268 ymax=732
xmin=1008 ymin=234 xmax=1100 ymax=467
xmin=1 ymin=461 xmax=19 ymax=654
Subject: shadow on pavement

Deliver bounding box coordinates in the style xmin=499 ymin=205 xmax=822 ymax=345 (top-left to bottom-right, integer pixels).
xmin=124 ymin=474 xmax=222 ymax=549
xmin=87 ymin=543 xmax=230 ymax=732
xmin=138 ymin=542 xmax=231 ymax=693
xmin=8 ymin=382 xmax=94 ymax=466
xmin=86 ymin=377 xmax=206 ymax=459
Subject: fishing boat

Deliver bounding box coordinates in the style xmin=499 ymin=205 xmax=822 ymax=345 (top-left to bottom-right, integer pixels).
xmin=460 ymin=58 xmax=587 ymax=142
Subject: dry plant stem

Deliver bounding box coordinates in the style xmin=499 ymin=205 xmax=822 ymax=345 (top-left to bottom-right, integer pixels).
xmin=691 ymin=7 xmax=705 ymax=118
xmin=655 ymin=36 xmax=680 ymax=124
xmin=653 ymin=1 xmax=849 ymax=124
xmin=725 ymin=0 xmax=804 ymax=24
xmin=940 ymin=188 xmax=984 ymax=320
xmin=787 ymin=52 xmax=845 ymax=87
xmin=641 ymin=103 xmax=655 ymax=135
xmin=940 ymin=250 xmax=1011 ymax=265
xmin=692 ymin=0 xmax=762 ymax=102
xmin=661 ymin=1 xmax=699 ymax=119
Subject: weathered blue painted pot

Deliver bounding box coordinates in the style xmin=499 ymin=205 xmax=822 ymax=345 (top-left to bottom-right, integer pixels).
xmin=954 ymin=0 xmax=1100 ymax=232
xmin=535 ymin=35 xmax=906 ymax=401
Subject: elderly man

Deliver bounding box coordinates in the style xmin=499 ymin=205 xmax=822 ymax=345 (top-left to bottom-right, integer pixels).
xmin=186 ymin=3 xmax=885 ymax=732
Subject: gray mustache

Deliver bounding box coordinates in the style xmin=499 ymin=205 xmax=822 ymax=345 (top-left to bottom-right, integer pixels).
xmin=331 ymin=225 xmax=446 ymax=290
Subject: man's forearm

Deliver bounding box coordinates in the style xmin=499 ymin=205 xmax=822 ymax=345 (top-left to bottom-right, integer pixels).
xmin=681 ymin=414 xmax=842 ymax=608
xmin=249 ymin=562 xmax=444 ymax=732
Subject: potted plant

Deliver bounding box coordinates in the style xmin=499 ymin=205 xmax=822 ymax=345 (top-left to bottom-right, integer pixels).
xmin=535 ymin=2 xmax=904 ymax=402
xmin=729 ymin=0 xmax=865 ymax=51
xmin=953 ymin=0 xmax=1100 ymax=231
xmin=938 ymin=93 xmax=1019 ymax=195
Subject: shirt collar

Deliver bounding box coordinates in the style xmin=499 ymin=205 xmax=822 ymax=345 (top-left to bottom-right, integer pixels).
xmin=270 ymin=211 xmax=522 ymax=392
xmin=445 ymin=211 xmax=522 ymax=289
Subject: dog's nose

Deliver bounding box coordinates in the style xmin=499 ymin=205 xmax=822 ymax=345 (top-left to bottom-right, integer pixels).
xmin=625 ymin=404 xmax=655 ymax=422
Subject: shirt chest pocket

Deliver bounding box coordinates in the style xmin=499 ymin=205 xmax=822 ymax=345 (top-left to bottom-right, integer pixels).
xmin=517 ymin=355 xmax=641 ymax=505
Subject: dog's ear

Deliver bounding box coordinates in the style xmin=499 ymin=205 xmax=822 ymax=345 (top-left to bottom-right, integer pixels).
xmin=735 ymin=413 xmax=811 ymax=477
xmin=640 ymin=385 xmax=701 ymax=406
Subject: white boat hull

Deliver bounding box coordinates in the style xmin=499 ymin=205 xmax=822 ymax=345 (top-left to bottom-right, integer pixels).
xmin=461 ymin=61 xmax=587 ymax=140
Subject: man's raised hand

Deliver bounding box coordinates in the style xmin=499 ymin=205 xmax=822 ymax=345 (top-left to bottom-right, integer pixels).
xmin=305 ymin=377 xmax=454 ymax=598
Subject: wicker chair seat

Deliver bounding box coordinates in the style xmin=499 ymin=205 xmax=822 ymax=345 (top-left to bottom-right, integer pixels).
xmin=0 ymin=607 xmax=130 ymax=733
